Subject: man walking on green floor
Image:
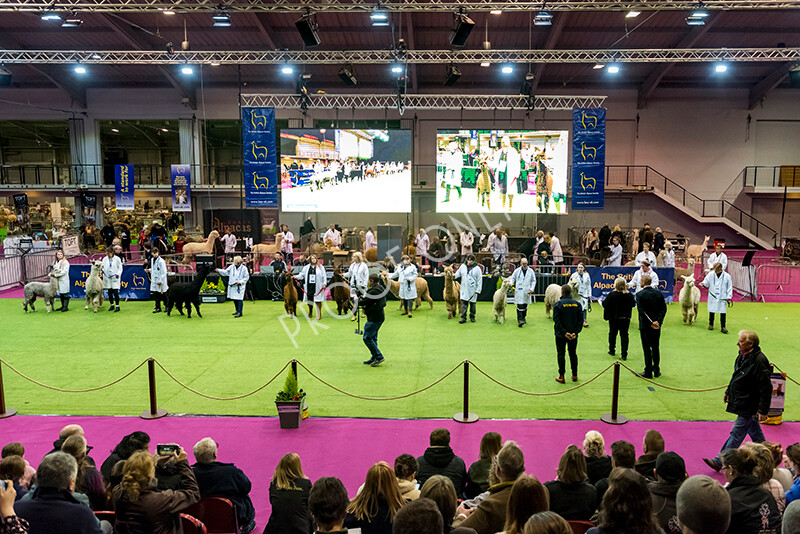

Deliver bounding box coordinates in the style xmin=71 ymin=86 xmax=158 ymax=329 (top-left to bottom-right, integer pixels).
xmin=361 ymin=273 xmax=387 ymax=367
xmin=553 ymin=284 xmax=583 ymax=384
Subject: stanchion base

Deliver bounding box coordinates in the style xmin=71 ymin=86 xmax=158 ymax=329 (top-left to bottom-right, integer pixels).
xmin=601 ymin=413 xmax=628 ymax=425
xmin=0 ymin=409 xmax=17 ymax=419
xmin=453 ymin=412 xmax=479 ymax=423
xmin=140 ymin=408 xmax=168 ymax=420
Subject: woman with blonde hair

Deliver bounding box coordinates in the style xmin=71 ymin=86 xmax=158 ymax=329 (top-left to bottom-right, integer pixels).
xmin=523 ymin=511 xmax=571 ymax=534
xmin=112 ymin=448 xmax=200 ymax=534
xmin=61 ymin=435 xmax=106 ymax=510
xmin=582 ymin=430 xmax=612 ymax=485
xmin=500 ymin=475 xmax=550 ymax=534
xmin=51 ymin=249 xmax=71 ymax=311
xmin=345 ymin=461 xmax=406 ymax=534
xmin=264 ymin=453 xmax=312 ymax=534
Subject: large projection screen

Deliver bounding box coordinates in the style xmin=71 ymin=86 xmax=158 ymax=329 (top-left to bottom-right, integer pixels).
xmin=435 ymin=129 xmax=569 ymax=214
xmin=280 ymin=129 xmax=412 ymax=212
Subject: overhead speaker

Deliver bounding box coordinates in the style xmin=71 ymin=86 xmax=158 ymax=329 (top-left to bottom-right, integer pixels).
xmin=338 ymin=65 xmax=358 ymax=86
xmin=443 ymin=64 xmax=461 ymax=86
xmin=449 ymin=12 xmax=475 ymax=48
xmin=295 ymin=14 xmax=321 ymax=47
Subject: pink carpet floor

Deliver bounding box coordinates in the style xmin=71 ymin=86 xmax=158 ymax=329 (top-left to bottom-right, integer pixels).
xmin=5 ymin=414 xmax=799 ymax=530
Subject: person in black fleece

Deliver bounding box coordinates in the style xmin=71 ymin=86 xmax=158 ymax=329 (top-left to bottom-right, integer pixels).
xmin=361 ymin=273 xmax=387 ymax=367
xmin=545 ymin=445 xmax=596 ymax=521
xmin=553 ymin=284 xmax=583 ymax=384
xmin=416 ymin=428 xmax=468 ymax=497
xmin=635 ymin=430 xmax=665 ymax=481
xmin=635 ymin=275 xmax=667 ymax=379
xmin=720 ymin=447 xmax=781 ymax=534
xmin=602 ymin=277 xmax=635 ymax=360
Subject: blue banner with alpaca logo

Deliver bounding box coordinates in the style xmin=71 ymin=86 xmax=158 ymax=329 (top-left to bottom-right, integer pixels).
xmin=571 ymin=108 xmax=606 ymax=210
xmin=242 ymin=107 xmax=278 ymax=207
xmin=68 ymin=264 xmax=150 ymax=300
xmin=114 ymin=164 xmax=134 ymax=211
xmin=586 ymin=266 xmax=674 ymax=303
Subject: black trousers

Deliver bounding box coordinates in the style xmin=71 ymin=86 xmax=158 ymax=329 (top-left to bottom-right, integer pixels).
xmin=709 ymin=312 xmax=727 ymax=328
xmin=460 ymin=300 xmax=476 ymax=321
xmin=152 ymin=291 xmax=166 ymax=310
xmin=555 ymin=335 xmax=578 ymax=376
xmin=608 ymin=318 xmax=631 ymax=356
xmin=516 ymin=303 xmax=528 ymax=324
xmin=639 ymin=328 xmax=661 ymax=375
xmin=108 ymin=288 xmax=120 ymax=306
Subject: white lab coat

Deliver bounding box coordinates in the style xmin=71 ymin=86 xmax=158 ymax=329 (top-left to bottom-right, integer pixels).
xmin=493 ymin=146 xmax=521 ymax=185
xmin=461 ymin=232 xmax=474 ymax=256
xmin=570 ymin=271 xmax=592 ymax=311
xmin=282 ymin=231 xmax=295 ymax=254
xmin=511 ymin=266 xmax=536 ymax=305
xmin=455 ymin=264 xmax=483 ymax=303
xmin=707 ymin=252 xmax=728 ymax=271
xmin=149 ymin=256 xmax=168 ymax=292
xmin=324 ymin=228 xmax=341 ymax=247
xmin=389 ymin=263 xmax=418 ymax=300
xmin=662 ymin=249 xmax=675 ymax=268
xmin=702 ymin=271 xmax=733 ymax=314
xmin=415 ymin=234 xmax=430 ymax=257
xmin=487 ymin=233 xmax=509 ymax=262
xmin=365 ymin=231 xmax=376 ymax=251
xmin=550 ymin=237 xmax=563 ymax=264
xmin=102 ymin=256 xmax=123 ymax=290
xmin=607 ymin=244 xmax=623 ymax=266
xmin=218 ymin=263 xmax=249 ymax=301
xmin=347 ymin=262 xmax=369 ymax=294
xmin=220 ymin=233 xmax=237 ymax=253
xmin=444 ymin=150 xmax=463 ymax=187
xmin=635 ymin=251 xmax=657 ymax=267
xmin=628 ymin=268 xmax=659 ymax=293
xmin=296 ymin=264 xmax=327 ymax=303
xmin=52 ymin=258 xmax=70 ymax=294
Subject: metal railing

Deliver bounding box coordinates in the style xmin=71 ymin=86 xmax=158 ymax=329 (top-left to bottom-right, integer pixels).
xmin=0 ymin=246 xmax=66 ymax=290
xmin=755 ymin=263 xmax=800 ymax=301
xmin=727 ymin=258 xmax=756 ymax=300
xmin=740 ymin=166 xmax=800 ymax=188
xmin=0 ymin=164 xmax=242 ymax=187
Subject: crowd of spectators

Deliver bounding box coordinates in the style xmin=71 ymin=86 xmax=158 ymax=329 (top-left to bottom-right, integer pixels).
xmin=0 ymin=424 xmax=797 ymax=534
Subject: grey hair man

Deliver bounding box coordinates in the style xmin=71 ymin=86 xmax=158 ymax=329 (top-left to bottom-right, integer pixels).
xmin=676 ymin=475 xmax=731 ymax=534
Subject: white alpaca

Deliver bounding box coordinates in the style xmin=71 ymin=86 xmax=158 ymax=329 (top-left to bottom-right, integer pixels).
xmin=84 ymin=261 xmax=105 ymax=313
xmin=679 ymin=275 xmax=701 ymax=325
xmin=22 ymin=273 xmax=59 ymax=313
xmin=544 ymin=283 xmax=562 ymax=319
xmin=493 ymin=277 xmax=512 ymax=324
xmin=685 ymin=236 xmax=710 ymax=262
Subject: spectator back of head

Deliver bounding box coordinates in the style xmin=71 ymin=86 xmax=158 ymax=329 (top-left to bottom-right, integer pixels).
xmin=393 ymin=498 xmax=443 ymax=534
xmin=676 ymin=475 xmax=731 ymax=534
xmin=309 ymin=477 xmax=349 ymax=532
xmin=480 ymin=432 xmax=503 ymax=460
xmin=394 ymin=454 xmax=418 ymax=480
xmin=0 ymin=455 xmax=25 ymax=481
xmin=784 ymin=500 xmax=800 ymax=534
xmin=644 ymin=430 xmax=665 ymax=454
xmin=430 ymin=428 xmax=450 ymax=447
xmin=193 ymin=437 xmax=218 ymax=464
xmin=37 ymin=451 xmax=78 ymax=491
xmin=610 ymin=440 xmax=635 ymax=469
xmin=420 ymin=475 xmax=457 ymax=530
xmin=496 ymin=441 xmax=525 ymax=482
xmin=655 ymin=452 xmax=686 ymax=483
xmin=1 ymin=442 xmax=24 ymax=459
xmin=583 ymin=431 xmax=605 ymax=458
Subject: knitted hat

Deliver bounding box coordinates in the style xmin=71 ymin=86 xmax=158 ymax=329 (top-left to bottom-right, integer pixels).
xmin=655 ymin=451 xmax=686 ymax=483
xmin=676 ymin=475 xmax=731 ymax=534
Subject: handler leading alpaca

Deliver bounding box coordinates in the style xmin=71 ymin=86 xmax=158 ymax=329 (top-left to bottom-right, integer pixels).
xmin=388 ymin=255 xmax=418 ymax=318
xmin=51 ymin=250 xmax=71 ymax=312
xmin=454 ymin=254 xmax=482 ymax=324
xmin=570 ymin=263 xmax=592 ymax=328
xmin=217 ymin=255 xmax=249 ymax=318
xmin=296 ymin=254 xmax=327 ymax=320
xmin=702 ymin=262 xmax=732 ymax=334
xmin=102 ymin=248 xmax=123 ymax=312
xmin=510 ymin=257 xmax=536 ymax=327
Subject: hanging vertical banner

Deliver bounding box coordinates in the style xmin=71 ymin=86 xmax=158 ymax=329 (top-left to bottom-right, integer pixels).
xmin=171 ymin=164 xmax=192 ymax=212
xmin=571 ymin=108 xmax=606 ymax=210
xmin=114 ymin=164 xmax=134 ymax=211
xmin=242 ymin=106 xmax=278 ymax=207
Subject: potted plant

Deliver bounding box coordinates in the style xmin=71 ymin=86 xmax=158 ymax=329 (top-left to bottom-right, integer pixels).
xmin=199 ymin=275 xmax=226 ymax=304
xmin=275 ymin=369 xmax=307 ymax=429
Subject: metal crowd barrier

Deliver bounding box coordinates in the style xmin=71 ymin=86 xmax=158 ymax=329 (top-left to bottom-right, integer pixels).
xmin=755 ymin=264 xmax=800 ymax=301
xmin=727 ymin=258 xmax=756 ymax=300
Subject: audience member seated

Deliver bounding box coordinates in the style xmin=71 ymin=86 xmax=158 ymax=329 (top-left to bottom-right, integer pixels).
xmin=44 ymin=425 xmax=96 ymax=466
xmin=264 ymin=453 xmax=312 ymax=534
xmin=465 ymin=433 xmax=501 ymax=499
xmin=394 ymin=454 xmax=420 ymax=501
xmin=648 ymin=452 xmax=686 ymax=534
xmin=15 ymin=453 xmax=103 ymax=534
xmin=60 ymin=436 xmax=106 ymax=511
xmin=308 ymin=477 xmax=349 ymax=534
xmin=720 ymin=447 xmax=781 ymax=534
xmin=270 ymin=253 xmax=287 ymax=273
xmin=742 ymin=442 xmax=786 ymax=513
xmin=100 ymin=431 xmax=150 ymax=483
xmin=635 ymin=430 xmax=665 ymax=481
xmin=420 ymin=475 xmax=477 ymax=534
xmin=764 ymin=442 xmax=793 ymax=492
xmin=783 ymin=443 xmax=800 ymax=505
xmin=784 ymin=500 xmax=800 ymax=534
xmin=393 ymin=498 xmax=443 ymax=534
xmin=0 ymin=479 xmax=29 ymax=534
xmin=1 ymin=444 xmax=35 ymax=491
xmin=594 ymin=440 xmax=635 ymax=508
xmin=0 ymin=458 xmax=27 ymax=501
xmin=582 ymin=431 xmax=612 ymax=486
xmin=417 ymin=429 xmax=469 ymax=497
xmin=587 ymin=468 xmax=662 ymax=534
xmin=344 ymin=461 xmax=405 ymax=534
xmin=190 ymin=438 xmax=256 ymax=533
xmin=112 ymin=448 xmax=201 ymax=534
xmin=675 ymin=475 xmax=731 ymax=534
xmin=522 ymin=511 xmax=571 ymax=534
xmin=544 ymin=445 xmax=596 ymax=521
xmin=498 ymin=475 xmax=549 ymax=534
xmin=453 ymin=441 xmax=525 ymax=534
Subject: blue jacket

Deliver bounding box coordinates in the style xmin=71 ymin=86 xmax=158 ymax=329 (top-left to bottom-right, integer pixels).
xmin=786 ymin=477 xmax=800 ymax=506
xmin=15 ymin=486 xmax=103 ymax=534
xmin=191 ymin=461 xmax=255 ymax=528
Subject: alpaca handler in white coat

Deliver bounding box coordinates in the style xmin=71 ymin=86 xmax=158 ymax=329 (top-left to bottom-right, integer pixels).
xmin=510 ymin=257 xmax=536 ymax=327
xmin=389 ymin=255 xmax=418 ymax=318
xmin=460 ymin=230 xmax=474 ymax=257
xmin=296 ymin=254 xmax=327 ymax=320
xmin=217 ymin=255 xmax=249 ymax=318
xmin=628 ymin=260 xmax=659 ymax=294
xmin=52 ymin=250 xmax=71 ymax=312
xmin=146 ymin=247 xmax=168 ymax=313
xmin=570 ymin=263 xmax=592 ymax=327
xmin=455 ymin=254 xmax=483 ymax=324
xmin=702 ymin=262 xmax=732 ymax=334
xmin=346 ymin=252 xmax=369 ymax=322
xmin=102 ymin=248 xmax=123 ymax=312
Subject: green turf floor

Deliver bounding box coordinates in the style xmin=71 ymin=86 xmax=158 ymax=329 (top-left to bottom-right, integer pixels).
xmin=2 ymin=298 xmax=798 ymax=421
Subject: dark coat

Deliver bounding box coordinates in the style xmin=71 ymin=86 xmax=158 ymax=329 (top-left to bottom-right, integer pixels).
xmin=343 ymin=496 xmax=393 ymax=534
xmin=602 ymin=291 xmax=635 ymax=322
xmin=192 ymin=461 xmax=256 ymax=529
xmin=264 ymin=478 xmax=312 ymax=534
xmin=361 ymin=283 xmax=387 ymax=323
xmin=544 ymin=480 xmax=597 ymax=521
xmin=611 ymin=230 xmax=625 ymax=247
xmin=553 ymin=297 xmax=584 ymax=338
xmin=654 ymin=232 xmax=665 ymax=254
xmin=465 ymin=458 xmax=492 ymax=499
xmin=79 ymin=465 xmax=107 ymax=510
xmin=726 ymin=475 xmax=781 ymax=534
xmin=649 ymin=480 xmax=683 ymax=534
xmin=725 ymin=347 xmax=773 ymax=417
xmin=15 ymin=486 xmax=103 ymax=534
xmin=585 ymin=455 xmax=612 ymax=486
xmin=636 ymin=452 xmax=661 ymax=481
xmin=636 ymin=287 xmax=667 ymax=331
xmin=598 ymin=225 xmax=611 ymax=248
xmin=416 ymin=447 xmax=468 ymax=496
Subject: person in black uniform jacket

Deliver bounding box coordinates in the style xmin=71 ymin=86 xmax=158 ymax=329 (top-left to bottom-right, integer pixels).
xmin=553 ymin=284 xmax=584 ymax=384
xmin=602 ymin=277 xmax=636 ymax=360
xmin=598 ymin=224 xmax=611 ymax=249
xmin=270 ymin=253 xmax=287 ymax=274
xmin=635 ymin=275 xmax=667 ymax=379
xmin=361 ymin=273 xmax=387 ymax=367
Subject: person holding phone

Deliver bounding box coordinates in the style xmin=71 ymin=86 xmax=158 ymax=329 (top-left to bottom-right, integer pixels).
xmin=0 ymin=478 xmax=28 ymax=534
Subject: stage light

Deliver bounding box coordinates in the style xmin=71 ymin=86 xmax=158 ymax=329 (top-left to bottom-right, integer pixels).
xmin=111 ymin=128 xmax=119 ymax=133
xmin=691 ymin=8 xmax=709 ymax=17
xmin=370 ymin=6 xmax=389 ymax=26
xmin=0 ymin=65 xmax=12 ymax=87
xmin=501 ymin=64 xmax=513 ymax=74
xmin=607 ymin=64 xmax=620 ymax=74
xmin=181 ymin=65 xmax=194 ymax=75
xmin=162 ymin=9 xmax=175 ymax=15
xmin=161 ymin=128 xmax=169 ymax=132
xmin=295 ymin=12 xmax=321 ymax=47
xmin=62 ymin=14 xmax=83 ymax=27
xmin=212 ymin=9 xmax=231 ymax=27
xmin=209 ymin=62 xmax=220 ymax=66
xmin=391 ymin=63 xmax=404 ymax=74
xmin=534 ymin=11 xmax=553 ymax=26
xmin=74 ymin=65 xmax=87 ymax=74
xmin=338 ymin=65 xmax=358 ymax=86
xmin=449 ymin=12 xmax=475 ymax=48
xmin=490 ymin=9 xmax=502 ymax=14
xmin=443 ymin=64 xmax=461 ymax=86
xmin=626 ymin=10 xmax=641 ymax=17
xmin=480 ymin=61 xmax=491 ymax=68
xmin=686 ymin=15 xmax=705 ymax=25
xmin=593 ymin=64 xmax=605 ymax=69
xmin=91 ymin=53 xmax=101 ymax=59
xmin=296 ymin=73 xmax=311 ymax=95
xmin=40 ymin=10 xmax=61 ymax=21
xmin=715 ymin=62 xmax=728 ymax=73
xmin=281 ymin=64 xmax=294 ymax=75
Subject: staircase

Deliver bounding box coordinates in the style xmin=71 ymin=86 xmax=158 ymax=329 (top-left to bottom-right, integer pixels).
xmin=604 ymin=166 xmax=777 ymax=249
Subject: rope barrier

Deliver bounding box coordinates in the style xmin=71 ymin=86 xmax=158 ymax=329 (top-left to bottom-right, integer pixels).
xmin=770 ymin=363 xmax=800 ymax=388
xmin=0 ymin=358 xmax=149 ymax=393
xmin=618 ymin=362 xmax=728 ymax=392
xmin=153 ymin=359 xmax=292 ymax=401
xmin=469 ymin=361 xmax=616 ymax=396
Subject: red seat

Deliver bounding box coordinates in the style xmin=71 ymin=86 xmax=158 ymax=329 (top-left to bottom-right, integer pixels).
xmin=568 ymin=520 xmax=596 ymax=534
xmin=94 ymin=511 xmax=115 ymax=525
xmin=181 ymin=513 xmax=208 ymax=534
xmin=184 ymin=497 xmax=239 ymax=534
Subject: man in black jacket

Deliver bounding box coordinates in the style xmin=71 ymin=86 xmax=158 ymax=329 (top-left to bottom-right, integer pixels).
xmin=636 ymin=275 xmax=667 ymax=379
xmin=361 ymin=273 xmax=387 ymax=367
xmin=553 ymin=284 xmax=584 ymax=384
xmin=703 ymin=330 xmax=773 ymax=472
xmin=416 ymin=428 xmax=468 ymax=495
xmin=598 ymin=223 xmax=611 ymax=249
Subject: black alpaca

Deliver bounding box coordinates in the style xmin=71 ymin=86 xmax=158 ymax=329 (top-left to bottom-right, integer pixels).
xmin=165 ymin=264 xmax=211 ymax=318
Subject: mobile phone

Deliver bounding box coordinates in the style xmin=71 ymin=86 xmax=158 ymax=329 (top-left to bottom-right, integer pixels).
xmin=156 ymin=444 xmax=179 ymax=455
xmin=0 ymin=481 xmax=5 ymax=490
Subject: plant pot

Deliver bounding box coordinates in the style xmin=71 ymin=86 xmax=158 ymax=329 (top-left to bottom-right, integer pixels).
xmin=275 ymin=400 xmax=303 ymax=429
xmin=199 ymin=293 xmax=226 ymax=304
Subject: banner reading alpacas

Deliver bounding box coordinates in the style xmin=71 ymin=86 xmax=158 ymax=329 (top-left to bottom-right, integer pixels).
xmin=571 ymin=108 xmax=606 ymax=210
xmin=170 ymin=165 xmax=192 ymax=212
xmin=68 ymin=264 xmax=150 ymax=300
xmin=586 ymin=266 xmax=674 ymax=303
xmin=242 ymin=107 xmax=278 ymax=208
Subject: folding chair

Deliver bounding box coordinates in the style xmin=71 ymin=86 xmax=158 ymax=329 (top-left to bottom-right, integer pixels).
xmin=184 ymin=497 xmax=239 ymax=534
xmin=181 ymin=513 xmax=208 ymax=534
xmin=567 ymin=520 xmax=596 ymax=534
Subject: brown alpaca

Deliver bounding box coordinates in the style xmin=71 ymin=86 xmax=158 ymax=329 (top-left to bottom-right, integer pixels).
xmin=443 ymin=266 xmax=461 ymax=319
xmin=252 ymin=232 xmax=284 ymax=269
xmin=283 ymin=270 xmax=298 ymax=317
xmin=331 ymin=266 xmax=352 ymax=315
xmin=380 ymin=271 xmax=434 ymax=310
xmin=182 ymin=230 xmax=220 ymax=263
